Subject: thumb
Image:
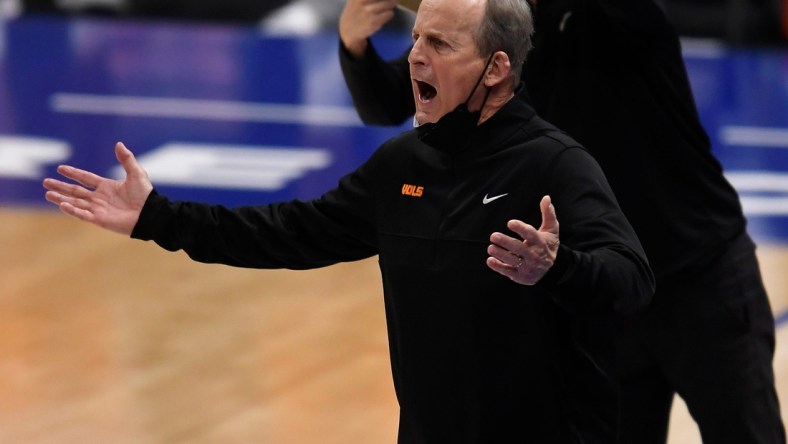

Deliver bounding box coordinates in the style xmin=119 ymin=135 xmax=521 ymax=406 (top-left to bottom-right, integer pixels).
xmin=538 ymin=195 xmax=559 ymax=235
xmin=115 ymin=142 xmax=146 ymax=179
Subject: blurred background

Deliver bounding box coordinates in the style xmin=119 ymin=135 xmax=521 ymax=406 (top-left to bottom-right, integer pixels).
xmin=6 ymin=0 xmax=788 ymax=45
xmin=8 ymin=0 xmax=417 ymax=35
xmin=0 ymin=1 xmax=787 ymax=443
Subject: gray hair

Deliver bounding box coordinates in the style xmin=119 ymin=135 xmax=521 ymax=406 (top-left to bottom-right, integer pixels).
xmin=475 ymin=0 xmax=534 ymax=85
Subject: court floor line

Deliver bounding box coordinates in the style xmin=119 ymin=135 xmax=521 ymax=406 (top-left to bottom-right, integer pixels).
xmin=721 ymin=126 xmax=788 ymax=148
xmin=50 ymin=93 xmax=364 ymax=127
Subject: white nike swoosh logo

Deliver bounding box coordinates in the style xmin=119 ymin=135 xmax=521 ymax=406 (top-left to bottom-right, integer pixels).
xmin=482 ymin=193 xmax=508 ymax=205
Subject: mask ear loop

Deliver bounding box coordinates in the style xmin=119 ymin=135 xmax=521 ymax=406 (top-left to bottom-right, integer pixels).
xmin=417 ymin=53 xmax=497 ymax=131
xmin=463 ymin=52 xmax=496 ymax=111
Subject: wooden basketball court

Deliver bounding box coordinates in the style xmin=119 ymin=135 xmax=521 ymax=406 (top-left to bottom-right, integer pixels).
xmin=1 ymin=207 xmax=788 ymax=443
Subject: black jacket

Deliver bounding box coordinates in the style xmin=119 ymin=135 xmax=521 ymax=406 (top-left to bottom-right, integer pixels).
xmin=338 ymin=0 xmax=749 ymax=283
xmin=132 ymin=95 xmax=654 ymax=443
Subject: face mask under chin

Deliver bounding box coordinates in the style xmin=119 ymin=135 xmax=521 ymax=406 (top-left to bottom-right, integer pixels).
xmin=415 ymin=53 xmax=495 ymax=153
xmin=415 ymin=104 xmax=482 ymax=153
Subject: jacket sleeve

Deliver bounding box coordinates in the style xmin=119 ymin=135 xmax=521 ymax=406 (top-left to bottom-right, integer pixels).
xmin=537 ymin=146 xmax=655 ymax=317
xmin=338 ymin=39 xmax=415 ymax=126
xmin=130 ymin=165 xmax=379 ymax=270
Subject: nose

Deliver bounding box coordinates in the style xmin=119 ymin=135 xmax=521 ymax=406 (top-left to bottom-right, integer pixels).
xmin=408 ymin=37 xmax=426 ymax=66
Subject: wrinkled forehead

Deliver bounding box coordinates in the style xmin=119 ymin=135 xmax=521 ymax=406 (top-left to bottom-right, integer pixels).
xmin=414 ymin=0 xmax=485 ymax=37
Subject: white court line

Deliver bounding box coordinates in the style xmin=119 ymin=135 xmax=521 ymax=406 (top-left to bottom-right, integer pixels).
xmin=0 ymin=135 xmax=71 ymax=179
xmin=680 ymin=37 xmax=727 ymax=59
xmin=720 ymin=128 xmax=788 ymax=217
xmin=726 ymin=171 xmax=788 ymax=216
xmin=720 ymin=126 xmax=788 ymax=148
xmin=726 ymin=172 xmax=788 ymax=192
xmin=50 ymin=93 xmax=364 ymax=127
xmin=110 ymin=142 xmax=332 ymax=191
xmin=738 ymin=196 xmax=788 ymax=216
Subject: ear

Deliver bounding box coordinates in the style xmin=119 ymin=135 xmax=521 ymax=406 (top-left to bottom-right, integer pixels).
xmin=484 ymin=51 xmax=513 ymax=88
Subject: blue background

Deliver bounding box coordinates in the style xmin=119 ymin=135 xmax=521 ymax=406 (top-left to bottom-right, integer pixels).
xmin=1 ymin=15 xmax=787 ymax=243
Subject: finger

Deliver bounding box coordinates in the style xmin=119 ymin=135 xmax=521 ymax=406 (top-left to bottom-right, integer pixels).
xmin=368 ymin=11 xmax=395 ymax=31
xmin=487 ymin=243 xmax=523 ymax=267
xmin=58 ymin=201 xmax=97 ymax=224
xmin=44 ymin=188 xmax=91 ymax=211
xmin=538 ymin=195 xmax=559 ymax=235
xmin=486 ymin=256 xmax=519 ymax=280
xmin=44 ymin=190 xmax=66 ymax=206
xmin=43 ymin=177 xmax=75 ymax=194
xmin=372 ymin=8 xmax=395 ymax=21
xmin=42 ymin=177 xmax=65 ymax=193
xmin=368 ymin=0 xmax=397 ymax=10
xmin=502 ymin=220 xmax=541 ymax=247
xmin=489 ymin=231 xmax=524 ymax=254
xmin=363 ymin=6 xmax=396 ymax=30
xmin=56 ymin=164 xmax=105 ymax=190
xmin=43 ymin=178 xmax=93 ymax=200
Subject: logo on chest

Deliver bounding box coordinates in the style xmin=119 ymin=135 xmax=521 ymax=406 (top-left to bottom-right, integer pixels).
xmin=401 ymin=184 xmax=424 ymax=197
xmin=482 ymin=193 xmax=508 ymax=205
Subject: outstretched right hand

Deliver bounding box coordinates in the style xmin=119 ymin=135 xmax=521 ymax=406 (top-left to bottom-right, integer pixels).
xmin=339 ymin=0 xmax=398 ymax=58
xmin=42 ymin=142 xmax=153 ymax=236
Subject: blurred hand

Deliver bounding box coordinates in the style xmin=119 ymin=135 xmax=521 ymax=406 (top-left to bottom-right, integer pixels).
xmin=42 ymin=142 xmax=153 ymax=236
xmin=486 ymin=195 xmax=560 ymax=285
xmin=340 ymin=0 xmax=398 ymax=58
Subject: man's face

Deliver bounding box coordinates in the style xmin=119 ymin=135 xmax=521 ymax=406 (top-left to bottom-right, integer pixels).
xmin=408 ymin=0 xmax=488 ymax=125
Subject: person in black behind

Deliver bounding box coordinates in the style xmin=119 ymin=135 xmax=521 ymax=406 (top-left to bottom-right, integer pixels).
xmin=337 ymin=0 xmax=785 ymax=443
xmin=44 ymin=0 xmax=654 ymax=441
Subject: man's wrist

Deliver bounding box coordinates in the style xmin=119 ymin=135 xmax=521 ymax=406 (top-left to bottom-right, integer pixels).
xmin=341 ymin=37 xmax=369 ymax=60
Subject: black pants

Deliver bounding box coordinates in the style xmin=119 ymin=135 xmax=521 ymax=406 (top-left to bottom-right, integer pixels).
xmin=618 ymin=233 xmax=785 ymax=444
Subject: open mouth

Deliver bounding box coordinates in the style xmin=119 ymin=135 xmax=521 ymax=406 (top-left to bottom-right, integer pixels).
xmin=416 ymin=80 xmax=437 ymax=102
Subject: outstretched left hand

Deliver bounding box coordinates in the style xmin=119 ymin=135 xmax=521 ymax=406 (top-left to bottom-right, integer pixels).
xmin=486 ymin=195 xmax=560 ymax=285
